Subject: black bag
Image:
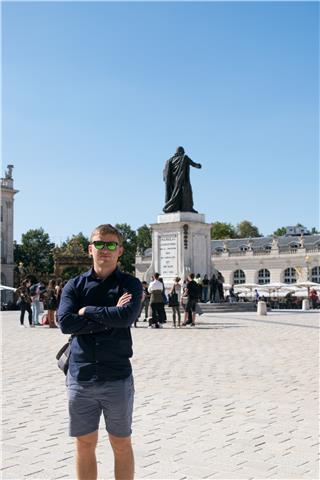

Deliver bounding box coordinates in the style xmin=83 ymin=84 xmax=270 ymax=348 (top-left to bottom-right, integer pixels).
xmin=56 ymin=337 xmax=73 ymax=375
xmin=168 ymin=289 xmax=179 ymax=307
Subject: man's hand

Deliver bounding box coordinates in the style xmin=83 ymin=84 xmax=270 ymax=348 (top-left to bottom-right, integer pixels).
xmin=117 ymin=292 xmax=132 ymax=307
xmin=78 ymin=307 xmax=86 ymax=316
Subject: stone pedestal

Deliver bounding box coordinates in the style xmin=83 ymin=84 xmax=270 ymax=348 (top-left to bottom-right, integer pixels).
xmin=148 ymin=212 xmax=212 ymax=287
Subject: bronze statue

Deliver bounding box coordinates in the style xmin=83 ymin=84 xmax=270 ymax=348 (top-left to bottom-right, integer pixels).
xmin=163 ymin=147 xmax=201 ymax=213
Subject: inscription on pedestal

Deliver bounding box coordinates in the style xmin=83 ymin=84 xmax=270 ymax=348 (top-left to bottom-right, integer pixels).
xmin=159 ymin=234 xmax=178 ymax=277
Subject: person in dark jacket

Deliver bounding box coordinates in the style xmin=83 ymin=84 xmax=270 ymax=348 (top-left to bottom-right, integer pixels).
xmin=57 ymin=224 xmax=142 ymax=480
xmin=16 ymin=279 xmax=33 ymax=327
xmin=182 ymin=273 xmax=199 ymax=327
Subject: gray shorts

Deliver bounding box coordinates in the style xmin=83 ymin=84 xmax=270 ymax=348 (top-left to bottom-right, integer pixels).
xmin=67 ymin=373 xmax=134 ymax=438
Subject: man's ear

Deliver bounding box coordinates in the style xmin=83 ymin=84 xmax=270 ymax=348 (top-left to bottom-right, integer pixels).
xmin=118 ymin=246 xmax=124 ymax=258
xmin=88 ymin=244 xmax=93 ymax=256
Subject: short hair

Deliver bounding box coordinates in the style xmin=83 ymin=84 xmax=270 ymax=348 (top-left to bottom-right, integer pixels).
xmin=189 ymin=273 xmax=195 ymax=280
xmin=154 ymin=272 xmax=160 ymax=279
xmin=175 ymin=276 xmax=181 ymax=282
xmin=90 ymin=224 xmax=123 ymax=245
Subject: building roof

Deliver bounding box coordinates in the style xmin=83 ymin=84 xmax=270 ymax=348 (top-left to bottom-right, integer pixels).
xmin=212 ymin=234 xmax=320 ymax=252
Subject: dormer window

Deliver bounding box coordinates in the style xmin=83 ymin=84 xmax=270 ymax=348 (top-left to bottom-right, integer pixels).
xmin=240 ymin=245 xmax=248 ymax=252
xmin=215 ymin=247 xmax=223 ymax=254
xmin=265 ymin=245 xmax=272 ymax=251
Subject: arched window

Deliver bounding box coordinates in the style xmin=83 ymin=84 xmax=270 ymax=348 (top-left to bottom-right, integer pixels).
xmin=265 ymin=245 xmax=272 ymax=251
xmin=240 ymin=245 xmax=248 ymax=252
xmin=233 ymin=269 xmax=246 ymax=284
xmin=311 ymin=266 xmax=320 ymax=283
xmin=289 ymin=242 xmax=299 ymax=251
xmin=284 ymin=267 xmax=297 ymax=284
xmin=258 ymin=269 xmax=270 ymax=284
xmin=215 ymin=247 xmax=223 ymax=255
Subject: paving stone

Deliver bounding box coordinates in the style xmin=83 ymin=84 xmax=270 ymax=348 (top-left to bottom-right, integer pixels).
xmin=1 ymin=310 xmax=319 ymax=479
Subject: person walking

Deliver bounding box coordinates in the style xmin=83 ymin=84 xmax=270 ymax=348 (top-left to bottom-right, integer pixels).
xmin=57 ymin=224 xmax=142 ymax=480
xmin=46 ymin=279 xmax=58 ymax=328
xmin=135 ymin=281 xmax=150 ymax=327
xmin=202 ymin=274 xmax=209 ymax=303
xmin=16 ymin=279 xmax=33 ymax=327
xmin=168 ymin=277 xmax=182 ymax=328
xmin=182 ymin=273 xmax=199 ymax=327
xmin=30 ymin=281 xmax=41 ymax=325
xmin=148 ymin=273 xmax=166 ymax=328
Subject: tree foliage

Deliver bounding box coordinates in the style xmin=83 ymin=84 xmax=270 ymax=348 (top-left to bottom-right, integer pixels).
xmin=115 ymin=223 xmax=137 ymax=274
xmin=14 ymin=228 xmax=55 ymax=276
xmin=236 ymin=220 xmax=261 ymax=238
xmin=136 ymin=224 xmax=152 ymax=254
xmin=273 ymin=227 xmax=287 ymax=237
xmin=211 ymin=221 xmax=236 ymax=239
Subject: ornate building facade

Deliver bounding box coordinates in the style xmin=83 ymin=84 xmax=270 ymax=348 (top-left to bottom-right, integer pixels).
xmin=135 ymin=232 xmax=320 ymax=286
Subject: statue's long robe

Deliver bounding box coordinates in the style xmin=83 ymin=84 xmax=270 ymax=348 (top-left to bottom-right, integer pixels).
xmin=163 ymin=154 xmax=199 ymax=213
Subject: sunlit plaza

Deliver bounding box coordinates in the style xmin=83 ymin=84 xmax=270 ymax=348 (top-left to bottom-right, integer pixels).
xmin=2 ymin=309 xmax=319 ymax=480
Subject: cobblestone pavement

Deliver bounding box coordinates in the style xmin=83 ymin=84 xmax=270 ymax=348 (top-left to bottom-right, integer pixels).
xmin=1 ymin=310 xmax=319 ymax=480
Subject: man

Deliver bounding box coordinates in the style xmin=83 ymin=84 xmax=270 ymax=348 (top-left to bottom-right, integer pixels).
xmin=147 ymin=273 xmax=166 ymax=328
xmin=57 ymin=224 xmax=142 ymax=480
xmin=182 ymin=273 xmax=199 ymax=327
xmin=163 ymin=146 xmax=202 ymax=213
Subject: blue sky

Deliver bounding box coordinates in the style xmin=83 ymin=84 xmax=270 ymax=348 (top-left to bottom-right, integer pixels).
xmin=2 ymin=1 xmax=319 ymax=244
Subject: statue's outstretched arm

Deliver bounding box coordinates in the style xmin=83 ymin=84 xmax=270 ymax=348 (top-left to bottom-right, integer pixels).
xmin=188 ymin=156 xmax=202 ymax=169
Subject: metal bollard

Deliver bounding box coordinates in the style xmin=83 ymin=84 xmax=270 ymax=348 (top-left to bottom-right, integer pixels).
xmin=302 ymin=299 xmax=310 ymax=311
xmin=257 ymin=300 xmax=267 ymax=315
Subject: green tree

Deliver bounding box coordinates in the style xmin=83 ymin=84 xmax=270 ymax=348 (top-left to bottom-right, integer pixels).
xmin=236 ymin=220 xmax=261 ymax=238
xmin=14 ymin=228 xmax=55 ymax=276
xmin=211 ymin=221 xmax=236 ymax=239
xmin=273 ymin=227 xmax=287 ymax=236
xmin=311 ymin=227 xmax=319 ymax=234
xmin=136 ymin=224 xmax=152 ymax=254
xmin=115 ymin=223 xmax=137 ymax=274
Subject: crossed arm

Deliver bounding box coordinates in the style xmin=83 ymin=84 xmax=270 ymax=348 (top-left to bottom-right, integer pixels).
xmin=57 ymin=280 xmax=142 ymax=335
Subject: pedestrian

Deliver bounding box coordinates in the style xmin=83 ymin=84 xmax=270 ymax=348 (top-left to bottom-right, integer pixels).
xmin=195 ymin=274 xmax=203 ymax=302
xmin=148 ymin=273 xmax=166 ymax=328
xmin=168 ymin=277 xmax=182 ymax=328
xmin=46 ymin=279 xmax=58 ymax=328
xmin=158 ymin=277 xmax=167 ymax=323
xmin=57 ymin=223 xmax=142 ymax=480
xmin=30 ymin=280 xmax=41 ymax=325
xmin=309 ymin=289 xmax=318 ymax=309
xmin=202 ymin=274 xmax=209 ymax=302
xmin=209 ymin=273 xmax=218 ymax=303
xmin=217 ymin=271 xmax=225 ymax=302
xmin=182 ymin=273 xmax=199 ymax=327
xmin=136 ymin=281 xmax=150 ymax=326
xmin=254 ymin=288 xmax=260 ymax=304
xmin=16 ymin=279 xmax=33 ymax=327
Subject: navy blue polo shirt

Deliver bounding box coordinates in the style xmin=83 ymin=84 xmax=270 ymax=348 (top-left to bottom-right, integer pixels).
xmin=57 ymin=268 xmax=142 ymax=382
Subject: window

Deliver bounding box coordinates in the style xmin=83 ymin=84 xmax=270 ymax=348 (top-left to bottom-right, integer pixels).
xmin=311 ymin=266 xmax=320 ymax=283
xmin=284 ymin=267 xmax=297 ymax=284
xmin=240 ymin=245 xmax=248 ymax=252
xmin=215 ymin=247 xmax=223 ymax=255
xmin=265 ymin=245 xmax=271 ymax=251
xmin=258 ymin=269 xmax=270 ymax=284
xmin=233 ymin=269 xmax=246 ymax=284
xmin=289 ymin=242 xmax=299 ymax=251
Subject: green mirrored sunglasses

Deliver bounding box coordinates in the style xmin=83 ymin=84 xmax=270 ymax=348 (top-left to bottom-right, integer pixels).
xmin=92 ymin=241 xmax=119 ymax=251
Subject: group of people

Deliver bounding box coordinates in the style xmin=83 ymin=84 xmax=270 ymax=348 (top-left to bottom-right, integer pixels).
xmin=16 ymin=277 xmax=67 ymax=328
xmin=136 ymin=272 xmax=203 ymax=328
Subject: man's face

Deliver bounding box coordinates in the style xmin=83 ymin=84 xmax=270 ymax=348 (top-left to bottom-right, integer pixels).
xmin=88 ymin=233 xmax=123 ymax=270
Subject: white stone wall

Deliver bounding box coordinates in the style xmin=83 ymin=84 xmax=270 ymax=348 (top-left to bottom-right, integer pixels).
xmin=1 ymin=176 xmax=19 ymax=286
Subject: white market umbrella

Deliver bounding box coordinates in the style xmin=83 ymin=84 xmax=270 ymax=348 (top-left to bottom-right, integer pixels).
xmin=293 ymin=289 xmax=309 ymax=298
xmin=0 ymin=285 xmax=16 ymax=291
xmin=296 ymin=281 xmax=320 ymax=288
